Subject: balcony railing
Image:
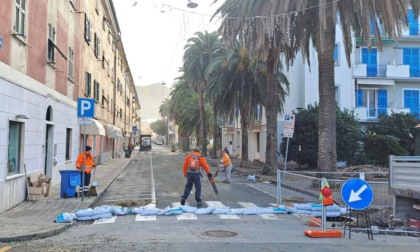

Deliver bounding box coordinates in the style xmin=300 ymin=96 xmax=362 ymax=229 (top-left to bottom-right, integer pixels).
xmin=353 ymin=64 xmax=414 ymax=78
xmin=354 ymin=107 xmax=410 ymax=121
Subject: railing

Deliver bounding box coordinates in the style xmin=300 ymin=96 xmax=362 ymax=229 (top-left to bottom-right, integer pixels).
xmin=279 ymin=171 xmax=393 ymax=228
xmin=354 ymin=107 xmax=410 ymax=121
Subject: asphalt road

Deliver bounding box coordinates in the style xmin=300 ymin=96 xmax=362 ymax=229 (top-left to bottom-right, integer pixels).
xmin=6 ymin=145 xmax=420 ymax=252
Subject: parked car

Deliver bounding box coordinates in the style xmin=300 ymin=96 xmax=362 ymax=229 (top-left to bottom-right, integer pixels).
xmin=156 ymin=140 xmax=163 ymax=145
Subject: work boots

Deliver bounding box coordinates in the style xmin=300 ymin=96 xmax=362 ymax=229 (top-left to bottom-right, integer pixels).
xmin=180 ymin=198 xmax=186 ymax=206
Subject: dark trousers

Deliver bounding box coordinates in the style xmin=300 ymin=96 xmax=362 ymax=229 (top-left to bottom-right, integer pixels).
xmin=79 ymin=172 xmax=91 ymax=193
xmin=182 ymin=172 xmax=202 ymax=202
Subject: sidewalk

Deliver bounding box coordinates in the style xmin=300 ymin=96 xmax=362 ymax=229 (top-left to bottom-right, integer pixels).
xmin=0 ymin=151 xmax=137 ymax=243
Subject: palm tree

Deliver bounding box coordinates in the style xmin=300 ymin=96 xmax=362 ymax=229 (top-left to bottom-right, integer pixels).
xmin=183 ymin=31 xmax=223 ymax=156
xmin=168 ymin=77 xmax=214 ymax=152
xmin=214 ymin=0 xmax=418 ymax=171
xmin=206 ymin=42 xmax=289 ymax=167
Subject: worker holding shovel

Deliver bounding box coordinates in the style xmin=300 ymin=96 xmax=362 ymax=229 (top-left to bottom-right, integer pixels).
xmin=76 ymin=145 xmax=96 ymax=197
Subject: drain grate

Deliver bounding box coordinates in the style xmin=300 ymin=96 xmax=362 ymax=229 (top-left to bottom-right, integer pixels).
xmin=202 ymin=230 xmax=238 ymax=237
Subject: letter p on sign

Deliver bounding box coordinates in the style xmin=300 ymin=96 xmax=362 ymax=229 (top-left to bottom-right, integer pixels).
xmin=77 ymin=98 xmax=95 ymax=118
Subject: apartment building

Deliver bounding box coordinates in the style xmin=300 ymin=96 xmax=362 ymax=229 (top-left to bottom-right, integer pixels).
xmin=0 ymin=0 xmax=139 ymax=212
xmin=221 ymin=9 xmax=420 ymax=164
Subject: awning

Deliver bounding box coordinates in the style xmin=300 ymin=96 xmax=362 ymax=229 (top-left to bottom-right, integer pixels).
xmin=105 ymin=124 xmax=123 ymax=138
xmin=81 ymin=119 xmax=106 ymax=136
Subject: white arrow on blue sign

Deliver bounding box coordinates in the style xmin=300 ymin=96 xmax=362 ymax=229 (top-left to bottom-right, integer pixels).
xmin=341 ymin=178 xmax=374 ymax=210
xmin=77 ymin=98 xmax=95 ymax=118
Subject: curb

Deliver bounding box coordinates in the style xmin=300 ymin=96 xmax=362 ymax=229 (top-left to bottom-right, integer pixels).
xmin=0 ymin=224 xmax=73 ymax=243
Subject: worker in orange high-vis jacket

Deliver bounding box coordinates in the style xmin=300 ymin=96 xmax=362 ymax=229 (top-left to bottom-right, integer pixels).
xmin=76 ymin=145 xmax=96 ymax=197
xmin=181 ymin=146 xmax=211 ymax=207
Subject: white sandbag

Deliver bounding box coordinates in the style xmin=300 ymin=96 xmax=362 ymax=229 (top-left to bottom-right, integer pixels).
xmin=93 ymin=206 xmax=111 ymax=215
xmin=75 ymin=208 xmax=94 ymax=217
xmin=92 ymin=212 xmax=113 ymax=220
xmin=212 ymin=208 xmax=231 ymax=214
xmin=180 ymin=205 xmax=197 ymax=213
xmin=228 ymin=208 xmax=245 ymax=215
xmin=129 ymin=207 xmax=145 ymax=215
xmin=293 ymin=203 xmax=312 ymax=211
xmin=243 ymin=208 xmax=260 ymax=215
xmin=55 ymin=213 xmax=74 ymax=223
xmin=141 ymin=208 xmax=160 ymax=216
xmin=247 ymin=174 xmax=256 ymax=181
xmin=111 ymin=206 xmax=128 ymax=216
xmin=326 ymin=204 xmax=341 ymax=212
xmin=294 ymin=209 xmax=312 ymax=215
xmin=326 ymin=211 xmax=341 ymax=217
xmin=311 ymin=211 xmax=322 ymax=217
xmin=340 ymin=207 xmax=348 ymax=215
xmin=194 ymin=206 xmax=215 ymax=215
xmin=311 ymin=204 xmax=322 ymax=211
xmin=258 ymin=207 xmax=275 ymax=214
xmin=164 ymin=207 xmax=183 ymax=216
xmin=76 ymin=216 xmax=94 ymax=221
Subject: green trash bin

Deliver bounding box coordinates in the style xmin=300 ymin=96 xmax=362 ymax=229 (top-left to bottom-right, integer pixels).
xmin=125 ymin=150 xmax=131 ymax=158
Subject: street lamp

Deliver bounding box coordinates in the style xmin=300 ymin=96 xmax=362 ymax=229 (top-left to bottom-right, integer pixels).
xmin=187 ymin=0 xmax=198 ymax=8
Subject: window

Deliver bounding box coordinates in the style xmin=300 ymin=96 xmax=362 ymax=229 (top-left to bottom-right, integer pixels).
xmin=68 ymin=47 xmax=74 ymax=79
xmin=14 ymin=0 xmax=26 ymax=37
xmin=356 ymin=89 xmax=387 ymax=117
xmin=334 ymin=44 xmax=339 ymax=66
xmin=47 ymin=23 xmax=56 ymax=62
xmin=8 ymin=121 xmax=23 ymax=176
xmin=95 ymin=0 xmax=100 ymax=14
xmin=256 ymin=132 xmax=260 ymax=152
xmin=65 ymin=128 xmax=72 ymax=161
xmin=403 ymin=48 xmax=420 ymax=77
xmin=94 ymin=33 xmax=100 ymax=58
xmin=120 ymin=108 xmax=123 ymax=119
xmin=408 ymin=9 xmax=419 ymax=36
xmin=84 ymin=14 xmax=92 ymax=44
xmin=362 ymin=48 xmax=378 ymax=77
xmin=93 ymin=81 xmax=100 ymax=102
xmin=255 ymin=105 xmax=260 ymax=121
xmin=85 ymin=72 xmax=92 ymax=97
xmin=404 ymin=90 xmax=420 ymax=118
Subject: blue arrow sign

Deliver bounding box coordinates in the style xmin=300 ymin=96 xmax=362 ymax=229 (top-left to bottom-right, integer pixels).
xmin=341 ymin=178 xmax=374 ymax=210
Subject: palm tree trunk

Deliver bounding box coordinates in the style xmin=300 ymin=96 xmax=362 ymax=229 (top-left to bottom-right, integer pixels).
xmin=264 ymin=50 xmax=279 ymax=174
xmin=198 ymin=91 xmax=207 ymax=156
xmin=240 ymin=101 xmax=250 ymax=163
xmin=317 ymin=2 xmax=337 ymax=171
xmin=213 ymin=104 xmax=218 ymax=158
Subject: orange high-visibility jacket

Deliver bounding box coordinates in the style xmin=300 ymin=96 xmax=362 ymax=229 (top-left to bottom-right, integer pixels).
xmin=76 ymin=152 xmax=96 ymax=174
xmin=221 ymin=152 xmax=231 ymax=167
xmin=182 ymin=151 xmax=210 ymax=177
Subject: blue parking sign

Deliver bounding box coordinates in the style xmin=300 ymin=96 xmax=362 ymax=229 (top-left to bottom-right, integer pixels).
xmin=0 ymin=36 xmax=3 ymax=49
xmin=77 ymin=98 xmax=95 ymax=118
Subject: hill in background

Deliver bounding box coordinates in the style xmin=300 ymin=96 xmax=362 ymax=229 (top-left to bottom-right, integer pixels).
xmin=136 ymin=83 xmax=171 ymax=123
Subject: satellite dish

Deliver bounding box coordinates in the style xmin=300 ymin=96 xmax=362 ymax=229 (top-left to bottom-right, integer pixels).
xmin=187 ymin=0 xmax=198 ymax=8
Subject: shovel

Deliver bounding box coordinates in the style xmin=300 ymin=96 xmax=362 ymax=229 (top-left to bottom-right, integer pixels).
xmin=88 ymin=168 xmax=98 ymax=196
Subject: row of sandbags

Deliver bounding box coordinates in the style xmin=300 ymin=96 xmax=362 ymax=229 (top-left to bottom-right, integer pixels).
xmin=291 ymin=203 xmax=348 ymax=218
xmin=55 ymin=205 xmax=292 ymax=223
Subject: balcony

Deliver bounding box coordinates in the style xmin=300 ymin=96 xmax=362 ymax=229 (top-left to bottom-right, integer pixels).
xmin=354 ymin=107 xmax=410 ymax=121
xmin=353 ymin=63 xmax=411 ymax=78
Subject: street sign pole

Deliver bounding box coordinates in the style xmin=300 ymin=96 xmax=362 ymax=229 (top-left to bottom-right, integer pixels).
xmin=277 ymin=168 xmax=282 ymax=205
xmin=81 ymin=126 xmax=86 ymax=202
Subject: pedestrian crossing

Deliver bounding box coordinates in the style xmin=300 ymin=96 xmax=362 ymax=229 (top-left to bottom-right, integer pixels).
xmin=93 ymin=201 xmax=283 ymax=224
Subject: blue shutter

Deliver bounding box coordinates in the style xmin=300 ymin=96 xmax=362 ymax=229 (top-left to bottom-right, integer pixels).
xmin=404 ymin=90 xmax=420 ymax=118
xmin=377 ymin=89 xmax=387 ymax=115
xmin=334 ymin=44 xmax=338 ymax=61
xmin=356 ymin=89 xmax=363 ymax=107
xmin=408 ymin=9 xmax=419 ymax=35
xmin=362 ymin=48 xmax=377 ymax=76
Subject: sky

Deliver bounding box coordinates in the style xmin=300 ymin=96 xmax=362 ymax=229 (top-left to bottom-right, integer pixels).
xmin=113 ymin=0 xmax=224 ymax=88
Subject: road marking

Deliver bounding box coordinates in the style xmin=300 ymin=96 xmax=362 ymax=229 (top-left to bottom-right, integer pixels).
xmin=205 ymin=201 xmax=240 ymax=220
xmin=149 ymin=153 xmax=157 ymax=205
xmin=93 ymin=216 xmax=117 ymax=224
xmin=238 ymin=202 xmax=280 ymax=220
xmin=135 ymin=215 xmax=156 ymax=221
xmin=172 ymin=202 xmax=198 ymax=220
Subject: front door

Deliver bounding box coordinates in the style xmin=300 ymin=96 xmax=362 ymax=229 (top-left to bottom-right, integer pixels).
xmin=44 ymin=123 xmax=54 ymax=178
